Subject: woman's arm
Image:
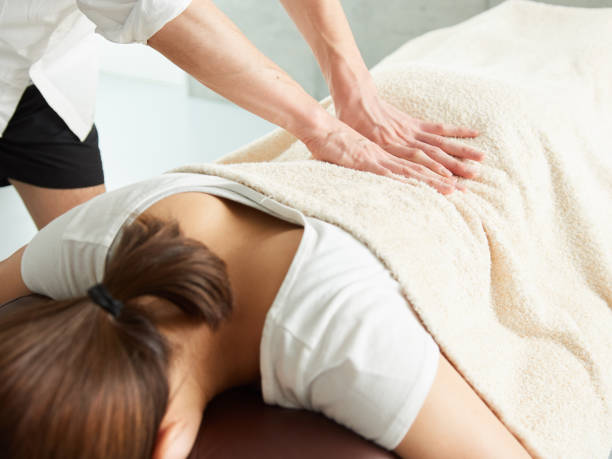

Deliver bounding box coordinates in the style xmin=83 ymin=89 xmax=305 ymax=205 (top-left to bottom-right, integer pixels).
xmin=147 ymin=0 xmax=460 ymax=194
xmin=279 ymin=0 xmax=485 ymax=180
xmin=393 ymin=354 xmax=531 ymax=459
xmin=0 ymin=247 xmax=31 ymax=306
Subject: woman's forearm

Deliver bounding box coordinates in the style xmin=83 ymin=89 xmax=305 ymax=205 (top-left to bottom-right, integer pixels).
xmin=0 ymin=247 xmax=30 ymax=306
xmin=279 ymin=0 xmax=375 ymax=105
xmin=147 ymin=0 xmax=336 ymax=142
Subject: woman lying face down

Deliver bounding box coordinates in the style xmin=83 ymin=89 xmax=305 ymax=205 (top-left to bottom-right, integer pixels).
xmin=0 ymin=174 xmax=531 ymax=459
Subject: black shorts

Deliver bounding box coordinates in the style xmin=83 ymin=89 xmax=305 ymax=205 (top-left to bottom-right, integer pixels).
xmin=0 ymin=85 xmax=104 ymax=189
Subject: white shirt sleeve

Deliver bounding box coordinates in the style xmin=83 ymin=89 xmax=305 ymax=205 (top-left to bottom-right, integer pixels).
xmin=21 ymin=207 xmax=108 ymax=300
xmin=263 ymin=285 xmax=440 ymax=450
xmin=260 ymin=219 xmax=441 ymax=451
xmin=305 ymin=292 xmax=440 ymax=450
xmin=76 ymin=0 xmax=192 ymax=43
xmin=20 ymin=173 xmax=260 ymax=300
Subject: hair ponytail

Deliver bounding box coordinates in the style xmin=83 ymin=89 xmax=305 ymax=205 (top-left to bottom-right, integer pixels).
xmin=104 ymin=216 xmax=232 ymax=327
xmin=0 ymin=215 xmax=233 ymax=459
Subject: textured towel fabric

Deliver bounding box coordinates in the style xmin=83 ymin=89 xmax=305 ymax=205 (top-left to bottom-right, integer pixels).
xmin=175 ymin=1 xmax=612 ymax=457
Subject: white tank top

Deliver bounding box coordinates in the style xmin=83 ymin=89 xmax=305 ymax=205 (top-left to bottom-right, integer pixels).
xmin=21 ymin=172 xmax=439 ymax=450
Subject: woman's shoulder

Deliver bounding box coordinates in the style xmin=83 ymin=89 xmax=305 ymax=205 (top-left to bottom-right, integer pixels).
xmin=265 ymin=216 xmax=404 ymax=349
xmin=20 ymin=173 xmax=221 ymax=299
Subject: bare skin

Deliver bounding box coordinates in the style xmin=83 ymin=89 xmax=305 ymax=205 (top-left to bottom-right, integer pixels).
xmin=395 ymin=353 xmax=532 ymax=459
xmin=9 ymin=179 xmax=105 ymax=229
xmin=0 ymin=246 xmax=28 ymax=305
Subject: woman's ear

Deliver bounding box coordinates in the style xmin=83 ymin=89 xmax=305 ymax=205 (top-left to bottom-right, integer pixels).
xmin=153 ymin=387 xmax=204 ymax=459
xmin=153 ymin=323 xmax=209 ymax=459
xmin=152 ymin=416 xmax=202 ymax=459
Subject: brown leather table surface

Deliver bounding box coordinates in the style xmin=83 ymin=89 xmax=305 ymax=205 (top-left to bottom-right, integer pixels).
xmin=1 ymin=295 xmax=397 ymax=459
xmin=189 ymin=385 xmax=397 ymax=459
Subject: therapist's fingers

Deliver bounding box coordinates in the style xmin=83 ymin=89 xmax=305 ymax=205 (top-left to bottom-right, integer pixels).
xmin=416 ymin=131 xmax=485 ymax=162
xmin=412 ymin=142 xmax=481 ymax=179
xmin=384 ymin=144 xmax=454 ymax=178
xmin=378 ymin=156 xmax=459 ymax=195
xmin=419 ymin=120 xmax=480 ymax=138
xmin=384 ymin=142 xmax=475 ymax=182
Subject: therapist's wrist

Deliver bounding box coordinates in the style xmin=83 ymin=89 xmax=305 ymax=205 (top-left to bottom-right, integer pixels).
xmin=326 ymin=53 xmax=376 ymax=109
xmin=286 ymin=103 xmax=339 ymax=146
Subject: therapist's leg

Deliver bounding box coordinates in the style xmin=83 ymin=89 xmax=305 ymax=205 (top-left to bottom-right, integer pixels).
xmin=0 ymin=85 xmax=106 ymax=229
xmin=394 ymin=353 xmax=532 ymax=459
xmin=10 ymin=180 xmax=106 ymax=229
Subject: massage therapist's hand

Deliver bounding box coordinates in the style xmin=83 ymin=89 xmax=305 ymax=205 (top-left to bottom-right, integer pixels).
xmin=301 ymin=115 xmax=462 ymax=195
xmin=279 ymin=0 xmax=485 ymax=193
xmin=334 ymin=87 xmax=486 ymax=183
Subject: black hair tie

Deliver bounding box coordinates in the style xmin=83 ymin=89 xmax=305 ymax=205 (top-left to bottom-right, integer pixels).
xmin=87 ymin=284 xmax=124 ymax=318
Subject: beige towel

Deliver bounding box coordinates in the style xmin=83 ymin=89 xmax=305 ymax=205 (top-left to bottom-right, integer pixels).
xmin=175 ymin=1 xmax=612 ymax=457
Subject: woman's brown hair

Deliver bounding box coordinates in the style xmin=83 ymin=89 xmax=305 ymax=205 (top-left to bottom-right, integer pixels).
xmin=0 ymin=215 xmax=233 ymax=459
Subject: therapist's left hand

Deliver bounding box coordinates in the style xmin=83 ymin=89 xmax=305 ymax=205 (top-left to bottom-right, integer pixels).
xmin=334 ymin=90 xmax=486 ymax=181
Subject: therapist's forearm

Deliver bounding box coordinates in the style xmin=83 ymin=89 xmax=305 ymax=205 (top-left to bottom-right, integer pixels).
xmin=147 ymin=0 xmax=335 ymax=142
xmin=279 ymin=0 xmax=375 ymax=106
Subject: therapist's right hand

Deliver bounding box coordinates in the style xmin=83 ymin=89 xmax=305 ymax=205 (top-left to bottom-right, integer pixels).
xmin=301 ymin=117 xmax=461 ymax=195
